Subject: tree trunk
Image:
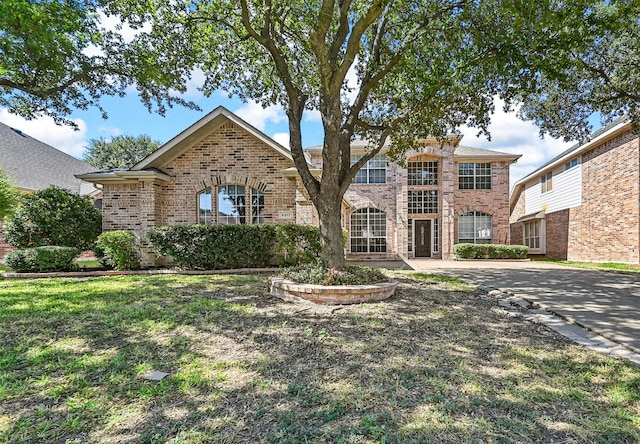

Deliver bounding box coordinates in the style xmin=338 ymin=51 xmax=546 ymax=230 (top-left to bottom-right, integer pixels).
xmin=315 ymin=190 xmax=346 ymax=269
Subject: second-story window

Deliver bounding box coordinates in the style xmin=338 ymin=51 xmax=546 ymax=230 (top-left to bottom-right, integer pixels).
xmin=458 ymin=162 xmax=492 ymax=190
xmin=541 ymin=172 xmax=553 ymax=193
xmin=351 ymin=154 xmax=386 ymax=184
xmin=408 ymin=161 xmax=438 ymax=186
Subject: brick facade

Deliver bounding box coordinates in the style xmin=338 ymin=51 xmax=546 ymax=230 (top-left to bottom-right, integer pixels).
xmin=101 ymin=120 xmax=298 ymax=264
xmin=84 ymin=108 xmax=518 ymax=265
xmin=453 ymin=160 xmax=512 ymax=246
xmin=510 ymin=122 xmax=640 ymax=263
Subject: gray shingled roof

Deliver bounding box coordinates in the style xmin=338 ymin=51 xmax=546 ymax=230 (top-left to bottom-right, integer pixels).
xmin=454 ymin=145 xmax=519 ymax=159
xmin=0 ymin=122 xmax=95 ymax=195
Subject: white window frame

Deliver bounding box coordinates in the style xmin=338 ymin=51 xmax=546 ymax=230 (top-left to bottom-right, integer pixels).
xmin=197 ymin=185 xmax=265 ymax=225
xmin=523 ymin=218 xmax=546 ymax=254
xmin=458 ymin=162 xmax=492 ymax=190
xmin=458 ymin=211 xmax=492 ymax=244
xmin=350 ymin=208 xmax=387 ymax=253
xmin=351 ymin=154 xmax=387 ymax=184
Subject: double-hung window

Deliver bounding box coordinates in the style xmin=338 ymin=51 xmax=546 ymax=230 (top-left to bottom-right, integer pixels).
xmin=351 ymin=154 xmax=386 ymax=184
xmin=541 ymin=172 xmax=553 ymax=193
xmin=458 ymin=211 xmax=492 ymax=244
xmin=197 ymin=185 xmax=265 ymax=225
xmin=458 ymin=163 xmax=492 ymax=190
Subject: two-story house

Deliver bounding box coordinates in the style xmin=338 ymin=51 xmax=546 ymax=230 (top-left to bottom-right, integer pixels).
xmin=78 ymin=107 xmax=521 ymax=265
xmin=510 ymin=118 xmax=640 ymax=263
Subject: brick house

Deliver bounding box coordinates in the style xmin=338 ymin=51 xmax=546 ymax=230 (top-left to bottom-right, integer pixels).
xmin=510 ymin=118 xmax=640 ymax=263
xmin=79 ymin=107 xmax=520 ymax=265
xmin=0 ymin=122 xmax=96 ymax=257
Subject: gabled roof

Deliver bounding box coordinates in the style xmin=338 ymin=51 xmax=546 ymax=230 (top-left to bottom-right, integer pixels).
xmin=509 ymin=117 xmax=632 ymax=211
xmin=132 ymin=106 xmax=293 ymax=170
xmin=454 ymin=145 xmax=520 ymax=161
xmin=0 ymin=122 xmax=94 ymax=195
xmin=305 ymin=139 xmax=520 ymax=162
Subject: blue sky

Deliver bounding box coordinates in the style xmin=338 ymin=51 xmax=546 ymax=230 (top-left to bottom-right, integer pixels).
xmin=0 ymin=11 xmax=583 ymax=189
xmin=0 ymin=89 xmax=577 ymax=189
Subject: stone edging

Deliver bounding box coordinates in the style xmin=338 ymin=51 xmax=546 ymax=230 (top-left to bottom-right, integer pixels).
xmin=270 ymin=278 xmax=398 ymax=305
xmin=479 ymin=285 xmax=640 ymax=366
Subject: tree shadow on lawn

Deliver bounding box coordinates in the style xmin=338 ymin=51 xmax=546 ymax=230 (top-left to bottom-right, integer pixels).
xmin=0 ymin=275 xmax=639 ymax=443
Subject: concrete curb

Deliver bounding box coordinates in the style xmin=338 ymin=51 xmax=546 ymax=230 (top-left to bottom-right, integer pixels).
xmin=478 ymin=285 xmax=640 ymax=366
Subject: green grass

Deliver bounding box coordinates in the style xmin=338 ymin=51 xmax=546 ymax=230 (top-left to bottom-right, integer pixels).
xmin=0 ymin=273 xmax=639 ymax=443
xmin=536 ymin=259 xmax=640 ymax=273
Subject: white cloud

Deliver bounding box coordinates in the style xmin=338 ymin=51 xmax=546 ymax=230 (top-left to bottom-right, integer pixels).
xmin=0 ymin=109 xmax=88 ymax=159
xmin=272 ymin=132 xmax=290 ymax=148
xmin=234 ymin=101 xmax=286 ymax=131
xmin=97 ymin=125 xmax=122 ymax=137
xmin=460 ymin=99 xmax=573 ymax=188
xmin=304 ymin=109 xmax=322 ymax=123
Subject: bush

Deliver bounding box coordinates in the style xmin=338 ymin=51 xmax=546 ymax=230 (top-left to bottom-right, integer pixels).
xmin=3 ymin=186 xmax=101 ymax=250
xmin=147 ymin=224 xmax=276 ymax=270
xmin=96 ymin=231 xmax=140 ymax=270
xmin=278 ymin=263 xmax=389 ymax=285
xmin=274 ymin=224 xmax=322 ymax=266
xmin=454 ymin=243 xmax=529 ymax=259
xmin=147 ymin=224 xmax=325 ymax=270
xmin=4 ymin=246 xmax=79 ymax=272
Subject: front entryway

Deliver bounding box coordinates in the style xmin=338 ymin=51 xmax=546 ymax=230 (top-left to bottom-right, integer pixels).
xmin=415 ymin=220 xmax=431 ymax=257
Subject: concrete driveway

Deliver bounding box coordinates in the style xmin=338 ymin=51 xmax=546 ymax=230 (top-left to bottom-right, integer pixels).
xmin=408 ymin=259 xmax=640 ymax=353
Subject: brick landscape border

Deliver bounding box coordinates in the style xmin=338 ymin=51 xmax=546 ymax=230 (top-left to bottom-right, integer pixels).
xmin=270 ymin=278 xmax=398 ymax=305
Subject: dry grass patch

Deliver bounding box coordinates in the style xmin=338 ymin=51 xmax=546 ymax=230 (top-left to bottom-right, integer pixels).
xmin=0 ymin=273 xmax=638 ymax=443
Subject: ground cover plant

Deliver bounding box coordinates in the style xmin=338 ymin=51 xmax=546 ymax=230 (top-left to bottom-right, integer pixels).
xmin=0 ymin=273 xmax=639 ymax=443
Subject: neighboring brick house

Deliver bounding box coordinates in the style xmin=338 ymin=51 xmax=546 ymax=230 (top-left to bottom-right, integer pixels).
xmin=79 ymin=107 xmax=521 ymax=265
xmin=0 ymin=122 xmax=96 ymax=257
xmin=510 ymin=118 xmax=640 ymax=263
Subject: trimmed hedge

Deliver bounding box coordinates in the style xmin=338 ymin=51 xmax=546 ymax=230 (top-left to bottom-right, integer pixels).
xmin=95 ymin=231 xmax=140 ymax=270
xmin=4 ymin=246 xmax=79 ymax=272
xmin=454 ymin=243 xmax=529 ymax=259
xmin=147 ymin=224 xmax=323 ymax=270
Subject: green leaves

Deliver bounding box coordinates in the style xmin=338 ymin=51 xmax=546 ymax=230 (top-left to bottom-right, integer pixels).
xmin=82 ymin=135 xmax=161 ymax=170
xmin=2 ymin=185 xmax=102 ymax=251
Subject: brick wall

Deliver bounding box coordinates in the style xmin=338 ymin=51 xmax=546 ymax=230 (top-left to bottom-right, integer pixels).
xmin=569 ymin=130 xmax=640 ymax=262
xmin=453 ymin=161 xmax=512 ymax=245
xmin=101 ymin=121 xmax=298 ymax=265
xmin=509 ymin=127 xmax=640 ymax=263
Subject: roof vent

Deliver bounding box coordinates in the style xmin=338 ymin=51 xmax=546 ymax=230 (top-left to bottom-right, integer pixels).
xmin=10 ymin=127 xmax=25 ymax=137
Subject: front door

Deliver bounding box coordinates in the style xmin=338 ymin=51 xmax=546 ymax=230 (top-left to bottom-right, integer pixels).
xmin=415 ymin=220 xmax=431 ymax=257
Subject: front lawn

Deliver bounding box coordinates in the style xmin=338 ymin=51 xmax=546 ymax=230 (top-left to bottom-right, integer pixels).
xmin=535 ymin=259 xmax=640 ymax=274
xmin=1 ymin=273 xmax=638 ymax=443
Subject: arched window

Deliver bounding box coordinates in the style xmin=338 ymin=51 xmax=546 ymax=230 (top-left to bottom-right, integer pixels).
xmin=458 ymin=211 xmax=492 ymax=244
xmin=350 ymin=208 xmax=387 ymax=253
xmin=197 ymin=185 xmax=265 ymax=225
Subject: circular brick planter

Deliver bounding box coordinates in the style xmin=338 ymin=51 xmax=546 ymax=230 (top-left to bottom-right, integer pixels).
xmin=270 ymin=278 xmax=398 ymax=305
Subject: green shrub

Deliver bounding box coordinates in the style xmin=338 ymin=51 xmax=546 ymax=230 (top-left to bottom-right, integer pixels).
xmin=274 ymin=224 xmax=322 ymax=266
xmin=147 ymin=224 xmax=326 ymax=270
xmin=96 ymin=231 xmax=140 ymax=270
xmin=278 ymin=263 xmax=389 ymax=285
xmin=454 ymin=243 xmax=529 ymax=259
xmin=3 ymin=186 xmax=101 ymax=250
xmin=4 ymin=246 xmax=79 ymax=272
xmin=147 ymin=224 xmax=276 ymax=270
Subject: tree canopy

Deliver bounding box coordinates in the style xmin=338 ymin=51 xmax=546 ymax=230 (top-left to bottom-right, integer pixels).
xmin=82 ymin=135 xmax=161 ymax=170
xmin=100 ymin=0 xmax=640 ymax=267
xmin=0 ymin=0 xmax=196 ymax=127
xmin=0 ymin=168 xmax=19 ymax=220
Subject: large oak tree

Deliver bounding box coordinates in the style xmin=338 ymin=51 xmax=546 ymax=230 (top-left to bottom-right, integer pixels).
xmin=109 ymin=0 xmax=640 ymax=268
xmin=4 ymin=0 xmax=638 ymax=268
